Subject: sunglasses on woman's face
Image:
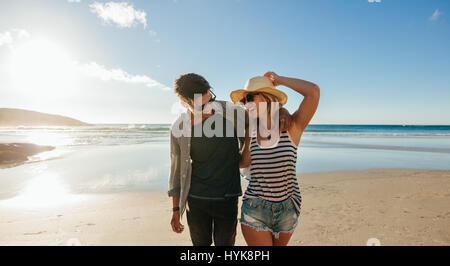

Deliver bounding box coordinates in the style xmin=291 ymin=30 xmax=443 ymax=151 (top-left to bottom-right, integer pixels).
xmin=240 ymin=93 xmax=258 ymax=104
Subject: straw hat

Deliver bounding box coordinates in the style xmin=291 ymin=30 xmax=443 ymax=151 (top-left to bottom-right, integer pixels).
xmin=230 ymin=76 xmax=287 ymax=105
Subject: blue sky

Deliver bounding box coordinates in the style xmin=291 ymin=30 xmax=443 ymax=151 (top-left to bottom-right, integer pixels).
xmin=0 ymin=0 xmax=449 ymax=124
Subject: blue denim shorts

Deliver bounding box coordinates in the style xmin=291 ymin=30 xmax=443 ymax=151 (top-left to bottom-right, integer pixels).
xmin=240 ymin=197 xmax=299 ymax=239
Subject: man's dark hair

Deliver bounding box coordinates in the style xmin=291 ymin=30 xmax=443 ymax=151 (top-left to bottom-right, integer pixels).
xmin=174 ymin=73 xmax=211 ymax=100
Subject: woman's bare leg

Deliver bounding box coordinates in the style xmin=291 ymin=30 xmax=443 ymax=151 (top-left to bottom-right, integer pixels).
xmin=241 ymin=224 xmax=273 ymax=246
xmin=272 ymin=232 xmax=293 ymax=246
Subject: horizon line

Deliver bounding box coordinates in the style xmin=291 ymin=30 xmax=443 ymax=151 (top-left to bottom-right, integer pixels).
xmin=89 ymin=123 xmax=450 ymax=126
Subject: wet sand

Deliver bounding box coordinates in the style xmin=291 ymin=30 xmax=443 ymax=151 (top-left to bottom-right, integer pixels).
xmin=0 ymin=143 xmax=54 ymax=169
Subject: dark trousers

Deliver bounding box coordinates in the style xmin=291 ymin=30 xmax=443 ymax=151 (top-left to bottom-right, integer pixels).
xmin=186 ymin=196 xmax=238 ymax=246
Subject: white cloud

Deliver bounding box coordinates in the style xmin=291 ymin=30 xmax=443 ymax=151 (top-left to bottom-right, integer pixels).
xmin=368 ymin=0 xmax=381 ymax=3
xmin=148 ymin=29 xmax=161 ymax=43
xmin=1 ymin=28 xmax=174 ymax=124
xmin=171 ymin=101 xmax=187 ymax=116
xmin=79 ymin=62 xmax=170 ymax=90
xmin=89 ymin=2 xmax=147 ymax=29
xmin=67 ymin=0 xmax=81 ymax=3
xmin=0 ymin=29 xmax=30 ymax=47
xmin=1 ymin=29 xmax=168 ymax=91
xmin=429 ymin=9 xmax=443 ymax=21
xmin=0 ymin=32 xmax=13 ymax=46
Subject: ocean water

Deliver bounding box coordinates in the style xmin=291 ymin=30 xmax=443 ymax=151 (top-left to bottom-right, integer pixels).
xmin=0 ymin=124 xmax=449 ymax=201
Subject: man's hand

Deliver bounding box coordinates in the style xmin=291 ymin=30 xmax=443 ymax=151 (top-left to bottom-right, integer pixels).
xmin=171 ymin=211 xmax=184 ymax=234
xmin=279 ymin=108 xmax=292 ymax=132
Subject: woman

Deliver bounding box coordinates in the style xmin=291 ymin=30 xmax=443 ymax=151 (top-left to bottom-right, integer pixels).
xmin=230 ymin=72 xmax=320 ymax=246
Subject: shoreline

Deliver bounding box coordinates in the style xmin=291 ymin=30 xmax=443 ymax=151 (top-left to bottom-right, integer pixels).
xmin=0 ymin=168 xmax=449 ymax=246
xmin=301 ymin=140 xmax=450 ymax=154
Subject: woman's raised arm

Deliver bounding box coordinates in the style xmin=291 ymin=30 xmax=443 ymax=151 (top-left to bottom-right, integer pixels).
xmin=264 ymin=72 xmax=320 ymax=134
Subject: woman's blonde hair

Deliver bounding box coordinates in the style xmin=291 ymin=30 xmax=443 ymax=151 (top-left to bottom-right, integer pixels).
xmin=259 ymin=92 xmax=283 ymax=115
xmin=255 ymin=92 xmax=285 ymax=134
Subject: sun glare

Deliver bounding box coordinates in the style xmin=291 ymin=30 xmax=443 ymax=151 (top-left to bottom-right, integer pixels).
xmin=25 ymin=130 xmax=72 ymax=146
xmin=10 ymin=39 xmax=78 ymax=99
xmin=0 ymin=172 xmax=85 ymax=209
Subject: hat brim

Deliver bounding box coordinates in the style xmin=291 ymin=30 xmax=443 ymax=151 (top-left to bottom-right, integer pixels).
xmin=230 ymin=87 xmax=288 ymax=105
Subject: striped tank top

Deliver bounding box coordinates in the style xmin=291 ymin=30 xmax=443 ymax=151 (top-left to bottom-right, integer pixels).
xmin=243 ymin=130 xmax=302 ymax=214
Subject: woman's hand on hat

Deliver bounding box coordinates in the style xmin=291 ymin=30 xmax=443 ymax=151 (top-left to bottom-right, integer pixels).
xmin=264 ymin=71 xmax=281 ymax=86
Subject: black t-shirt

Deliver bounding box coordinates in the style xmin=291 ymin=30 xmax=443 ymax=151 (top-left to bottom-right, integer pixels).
xmin=189 ymin=114 xmax=242 ymax=199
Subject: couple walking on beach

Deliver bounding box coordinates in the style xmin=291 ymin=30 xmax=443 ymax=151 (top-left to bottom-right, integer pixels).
xmin=168 ymin=71 xmax=320 ymax=246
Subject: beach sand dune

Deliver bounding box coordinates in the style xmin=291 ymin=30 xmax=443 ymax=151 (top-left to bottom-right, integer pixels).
xmin=0 ymin=169 xmax=449 ymax=246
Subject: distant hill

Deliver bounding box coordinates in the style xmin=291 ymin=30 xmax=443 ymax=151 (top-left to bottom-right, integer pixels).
xmin=0 ymin=108 xmax=90 ymax=126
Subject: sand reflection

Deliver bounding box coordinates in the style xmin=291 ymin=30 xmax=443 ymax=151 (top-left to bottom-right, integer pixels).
xmin=0 ymin=172 xmax=85 ymax=208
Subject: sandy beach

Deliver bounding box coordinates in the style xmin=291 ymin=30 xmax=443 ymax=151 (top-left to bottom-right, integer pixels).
xmin=1 ymin=168 xmax=449 ymax=246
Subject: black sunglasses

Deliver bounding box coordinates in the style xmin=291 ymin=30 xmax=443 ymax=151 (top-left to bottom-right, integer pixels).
xmin=240 ymin=93 xmax=258 ymax=104
xmin=209 ymin=90 xmax=216 ymax=102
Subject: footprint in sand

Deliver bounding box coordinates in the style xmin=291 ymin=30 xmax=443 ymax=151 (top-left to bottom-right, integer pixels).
xmin=24 ymin=231 xmax=46 ymax=235
xmin=66 ymin=238 xmax=82 ymax=246
xmin=75 ymin=223 xmax=95 ymax=227
xmin=121 ymin=217 xmax=141 ymax=221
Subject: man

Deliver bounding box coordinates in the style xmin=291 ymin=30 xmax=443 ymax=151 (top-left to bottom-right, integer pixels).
xmin=168 ymin=73 xmax=290 ymax=246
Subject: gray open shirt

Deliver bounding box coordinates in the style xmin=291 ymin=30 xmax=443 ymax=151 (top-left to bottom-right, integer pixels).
xmin=167 ymin=100 xmax=247 ymax=217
